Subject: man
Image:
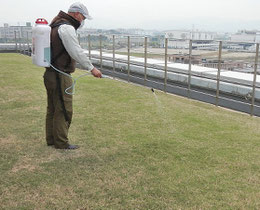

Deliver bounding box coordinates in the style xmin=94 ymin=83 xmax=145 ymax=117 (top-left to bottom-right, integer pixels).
xmin=44 ymin=2 xmax=102 ymax=149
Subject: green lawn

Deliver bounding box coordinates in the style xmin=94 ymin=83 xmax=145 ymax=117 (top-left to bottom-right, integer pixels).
xmin=1 ymin=53 xmax=260 ymax=209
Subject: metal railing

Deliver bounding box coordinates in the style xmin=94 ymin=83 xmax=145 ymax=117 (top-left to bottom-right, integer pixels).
xmin=0 ymin=31 xmax=32 ymax=55
xmin=2 ymin=32 xmax=259 ymax=117
xmin=79 ymin=34 xmax=260 ymax=117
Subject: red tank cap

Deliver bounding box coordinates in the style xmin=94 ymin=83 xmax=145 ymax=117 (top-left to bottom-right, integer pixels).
xmin=35 ymin=18 xmax=48 ymax=24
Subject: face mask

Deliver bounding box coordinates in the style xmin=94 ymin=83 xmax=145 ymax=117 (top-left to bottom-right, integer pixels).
xmin=79 ymin=20 xmax=85 ymax=29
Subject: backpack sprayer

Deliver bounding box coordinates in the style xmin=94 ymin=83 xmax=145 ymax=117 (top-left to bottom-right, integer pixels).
xmin=32 ymin=18 xmax=92 ymax=95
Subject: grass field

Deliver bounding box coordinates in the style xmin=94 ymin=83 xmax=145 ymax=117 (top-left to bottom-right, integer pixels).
xmin=1 ymin=53 xmax=260 ymax=209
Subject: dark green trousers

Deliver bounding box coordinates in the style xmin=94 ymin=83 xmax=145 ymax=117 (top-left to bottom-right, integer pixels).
xmin=43 ymin=69 xmax=73 ymax=149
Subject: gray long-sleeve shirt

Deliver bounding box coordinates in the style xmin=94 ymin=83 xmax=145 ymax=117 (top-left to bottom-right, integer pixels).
xmin=58 ymin=24 xmax=94 ymax=71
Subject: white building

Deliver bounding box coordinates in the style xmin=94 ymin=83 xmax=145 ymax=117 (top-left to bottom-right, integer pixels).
xmin=231 ymin=30 xmax=260 ymax=43
xmin=164 ymin=30 xmax=216 ymax=49
xmin=0 ymin=23 xmax=32 ymax=40
xmin=116 ymin=28 xmax=157 ymax=36
xmin=165 ymin=30 xmax=216 ymax=41
xmin=108 ymin=35 xmax=148 ymax=47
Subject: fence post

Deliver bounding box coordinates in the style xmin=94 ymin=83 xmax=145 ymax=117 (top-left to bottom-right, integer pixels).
xmin=188 ymin=39 xmax=192 ymax=98
xmin=15 ymin=31 xmax=18 ymax=53
xmin=23 ymin=42 xmax=26 ymax=55
xmin=113 ymin=35 xmax=115 ymax=79
xmin=250 ymin=43 xmax=259 ymax=116
xmin=26 ymin=31 xmax=29 ymax=55
xmin=88 ymin=34 xmax=91 ymax=60
xmin=216 ymin=41 xmax=223 ymax=106
xmin=22 ymin=31 xmax=26 ymax=55
xmin=164 ymin=38 xmax=168 ymax=92
xmin=19 ymin=31 xmax=21 ymax=53
xmin=144 ymin=36 xmax=148 ymax=86
xmin=99 ymin=34 xmax=102 ymax=70
xmin=127 ymin=36 xmax=130 ymax=82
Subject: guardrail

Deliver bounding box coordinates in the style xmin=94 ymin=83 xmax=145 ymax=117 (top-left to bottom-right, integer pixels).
xmin=81 ymin=35 xmax=260 ymax=117
xmin=2 ymin=33 xmax=260 ymax=117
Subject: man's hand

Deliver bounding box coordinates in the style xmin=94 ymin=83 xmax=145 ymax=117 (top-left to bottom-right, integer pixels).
xmin=91 ymin=67 xmax=102 ymax=78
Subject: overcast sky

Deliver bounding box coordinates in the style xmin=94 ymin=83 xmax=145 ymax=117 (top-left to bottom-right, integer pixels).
xmin=1 ymin=0 xmax=260 ymax=32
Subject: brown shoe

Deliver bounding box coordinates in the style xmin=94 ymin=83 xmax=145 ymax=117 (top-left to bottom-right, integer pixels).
xmin=55 ymin=144 xmax=79 ymax=150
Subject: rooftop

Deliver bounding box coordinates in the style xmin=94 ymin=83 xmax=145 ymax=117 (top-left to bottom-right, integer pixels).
xmin=1 ymin=53 xmax=260 ymax=208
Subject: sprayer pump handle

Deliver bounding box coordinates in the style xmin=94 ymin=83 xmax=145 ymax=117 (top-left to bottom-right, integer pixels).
xmin=35 ymin=18 xmax=48 ymax=24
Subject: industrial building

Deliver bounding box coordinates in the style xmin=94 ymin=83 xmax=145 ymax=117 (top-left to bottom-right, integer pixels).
xmin=0 ymin=22 xmax=32 ymax=41
xmin=164 ymin=30 xmax=217 ymax=49
xmin=230 ymin=30 xmax=260 ymax=43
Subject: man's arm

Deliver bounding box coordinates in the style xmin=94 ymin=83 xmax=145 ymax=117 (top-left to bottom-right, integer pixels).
xmin=58 ymin=24 xmax=102 ymax=77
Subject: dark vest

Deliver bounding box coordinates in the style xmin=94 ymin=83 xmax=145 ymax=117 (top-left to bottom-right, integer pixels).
xmin=49 ymin=11 xmax=80 ymax=73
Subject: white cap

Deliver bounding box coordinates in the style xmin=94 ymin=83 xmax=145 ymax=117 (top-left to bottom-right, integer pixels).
xmin=68 ymin=2 xmax=92 ymax=20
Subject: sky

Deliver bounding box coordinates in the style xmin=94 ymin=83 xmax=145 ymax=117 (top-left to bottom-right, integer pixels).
xmin=0 ymin=0 xmax=260 ymax=32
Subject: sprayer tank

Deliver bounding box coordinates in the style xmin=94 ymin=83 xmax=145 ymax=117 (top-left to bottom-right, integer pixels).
xmin=32 ymin=18 xmax=51 ymax=67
